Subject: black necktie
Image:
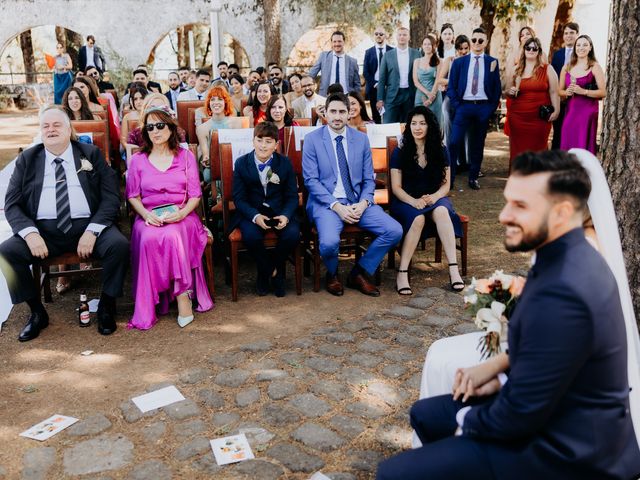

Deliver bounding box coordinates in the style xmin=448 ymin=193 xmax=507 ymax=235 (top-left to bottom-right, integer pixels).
xmin=54 ymin=158 xmax=72 ymax=234
xmin=335 ymin=55 xmax=340 ymax=84
xmin=378 ymin=48 xmax=383 ymax=66
xmin=197 ymin=94 xmax=202 ymax=100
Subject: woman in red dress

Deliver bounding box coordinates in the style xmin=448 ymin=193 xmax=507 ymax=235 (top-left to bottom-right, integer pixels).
xmin=505 ymin=37 xmax=560 ymax=166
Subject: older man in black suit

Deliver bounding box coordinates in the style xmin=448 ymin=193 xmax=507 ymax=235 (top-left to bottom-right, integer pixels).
xmin=232 ymin=122 xmax=299 ymax=297
xmin=0 ymin=106 xmax=129 ymax=341
xmin=377 ymin=150 xmax=640 ymax=480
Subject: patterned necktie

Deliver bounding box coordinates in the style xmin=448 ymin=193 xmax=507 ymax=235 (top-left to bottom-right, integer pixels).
xmin=471 ymin=56 xmax=480 ymax=96
xmin=258 ymin=159 xmax=272 ymax=172
xmin=335 ymin=55 xmax=341 ymax=84
xmin=335 ymin=135 xmax=356 ymax=203
xmin=54 ymin=158 xmax=72 ymax=234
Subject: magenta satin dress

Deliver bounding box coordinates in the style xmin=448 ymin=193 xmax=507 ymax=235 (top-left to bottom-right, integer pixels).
xmin=560 ymin=71 xmax=599 ymax=153
xmin=126 ymin=148 xmax=213 ymax=330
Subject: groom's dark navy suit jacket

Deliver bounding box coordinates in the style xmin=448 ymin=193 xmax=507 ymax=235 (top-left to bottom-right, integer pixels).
xmin=463 ymin=228 xmax=640 ymax=479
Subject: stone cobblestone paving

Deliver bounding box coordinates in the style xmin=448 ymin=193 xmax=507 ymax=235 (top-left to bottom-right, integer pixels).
xmin=4 ymin=287 xmax=481 ymax=479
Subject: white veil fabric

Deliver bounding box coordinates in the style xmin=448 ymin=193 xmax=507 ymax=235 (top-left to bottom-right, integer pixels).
xmin=570 ymin=148 xmax=640 ymax=447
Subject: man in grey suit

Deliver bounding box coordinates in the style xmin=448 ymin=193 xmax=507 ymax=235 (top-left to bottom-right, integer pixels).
xmin=309 ymin=31 xmax=361 ymax=97
xmin=376 ymin=27 xmax=422 ymax=123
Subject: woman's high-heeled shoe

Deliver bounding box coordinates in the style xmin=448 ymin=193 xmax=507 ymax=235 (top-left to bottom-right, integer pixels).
xmin=448 ymin=263 xmax=465 ymax=292
xmin=177 ymin=315 xmax=194 ymax=328
xmin=396 ymin=269 xmax=413 ymax=296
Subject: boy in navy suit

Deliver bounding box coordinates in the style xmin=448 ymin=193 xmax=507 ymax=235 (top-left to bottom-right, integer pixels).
xmin=377 ymin=150 xmax=640 ymax=480
xmin=232 ymin=122 xmax=300 ymax=297
xmin=447 ymin=27 xmax=502 ymax=190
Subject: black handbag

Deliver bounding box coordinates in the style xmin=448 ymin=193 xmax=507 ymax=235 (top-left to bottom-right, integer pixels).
xmin=539 ymin=104 xmax=554 ymax=121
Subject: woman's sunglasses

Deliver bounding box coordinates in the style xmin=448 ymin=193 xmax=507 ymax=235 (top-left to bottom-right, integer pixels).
xmin=524 ymin=46 xmax=539 ymax=52
xmin=145 ymin=122 xmax=167 ymax=132
xmin=471 ymin=38 xmax=485 ymax=44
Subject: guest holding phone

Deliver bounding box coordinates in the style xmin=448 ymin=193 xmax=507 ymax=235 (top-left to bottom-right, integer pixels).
xmin=504 ymin=37 xmax=559 ymax=164
xmin=231 ymin=122 xmax=300 ymax=297
xmin=126 ymin=107 xmax=213 ymax=330
xmin=558 ymin=35 xmax=606 ymax=154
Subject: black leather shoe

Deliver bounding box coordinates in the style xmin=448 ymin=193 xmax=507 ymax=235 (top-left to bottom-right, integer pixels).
xmin=97 ymin=308 xmax=117 ymax=335
xmin=18 ymin=311 xmax=49 ymax=342
xmin=256 ymin=272 xmax=270 ymax=296
xmin=272 ymin=275 xmax=286 ymax=298
xmin=468 ymin=180 xmax=481 ymax=190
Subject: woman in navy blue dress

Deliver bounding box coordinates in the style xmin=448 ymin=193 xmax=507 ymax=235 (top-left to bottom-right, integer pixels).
xmin=390 ymin=106 xmax=463 ymax=295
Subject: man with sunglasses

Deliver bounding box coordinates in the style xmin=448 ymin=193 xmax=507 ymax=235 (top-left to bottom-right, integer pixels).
xmin=85 ymin=66 xmax=114 ymax=93
xmin=269 ymin=65 xmax=290 ymax=95
xmin=447 ymin=27 xmax=502 ymax=190
xmin=363 ymin=27 xmax=394 ymax=124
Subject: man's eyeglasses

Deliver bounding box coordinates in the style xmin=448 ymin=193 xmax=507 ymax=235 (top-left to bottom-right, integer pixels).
xmin=301 ymin=84 xmax=314 ymax=89
xmin=524 ymin=46 xmax=539 ymax=52
xmin=269 ymin=73 xmax=281 ymax=77
xmin=145 ymin=122 xmax=167 ymax=132
xmin=374 ymin=32 xmax=385 ymax=36
xmin=471 ymin=38 xmax=485 ymax=44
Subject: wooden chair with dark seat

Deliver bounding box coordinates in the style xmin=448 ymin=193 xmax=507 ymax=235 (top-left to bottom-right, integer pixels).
xmin=385 ymin=135 xmax=469 ymax=276
xmin=176 ymin=100 xmax=204 ymax=144
xmin=71 ymin=119 xmax=110 ymax=165
xmin=33 ymin=254 xmax=102 ymax=303
xmin=219 ymin=143 xmax=302 ymax=301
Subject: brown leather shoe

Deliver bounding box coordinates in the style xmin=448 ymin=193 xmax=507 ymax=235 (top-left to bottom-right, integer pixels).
xmin=347 ymin=272 xmax=380 ymax=297
xmin=325 ymin=273 xmax=344 ymax=296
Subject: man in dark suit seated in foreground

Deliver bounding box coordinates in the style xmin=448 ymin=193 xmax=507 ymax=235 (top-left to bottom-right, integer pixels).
xmin=0 ymin=106 xmax=129 ymax=341
xmin=377 ymin=150 xmax=640 ymax=480
xmin=231 ymin=122 xmax=300 ymax=297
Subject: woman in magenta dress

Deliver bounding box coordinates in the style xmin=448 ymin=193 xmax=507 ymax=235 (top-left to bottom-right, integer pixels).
xmin=126 ymin=106 xmax=213 ymax=330
xmin=558 ymin=35 xmax=606 ymax=153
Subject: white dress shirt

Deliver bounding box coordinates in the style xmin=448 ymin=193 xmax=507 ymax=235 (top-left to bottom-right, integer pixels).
xmin=19 ymin=144 xmax=104 ymax=239
xmin=564 ymin=47 xmax=573 ymax=65
xmin=328 ymin=127 xmax=350 ymax=204
xmin=178 ymin=88 xmax=207 ymax=101
xmin=396 ymin=47 xmax=411 ymax=89
xmin=85 ymin=45 xmax=96 ymax=68
xmin=374 ymin=44 xmax=387 ymax=82
xmin=330 ymin=53 xmax=348 ymax=92
xmin=463 ymin=53 xmax=488 ymax=101
xmin=252 ymin=153 xmax=273 ymax=223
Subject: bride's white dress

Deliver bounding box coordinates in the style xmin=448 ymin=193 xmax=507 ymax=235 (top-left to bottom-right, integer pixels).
xmin=413 ymin=148 xmax=640 ymax=449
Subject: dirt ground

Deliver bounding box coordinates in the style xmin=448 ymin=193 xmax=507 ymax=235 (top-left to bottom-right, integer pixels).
xmin=0 ymin=111 xmax=531 ymax=478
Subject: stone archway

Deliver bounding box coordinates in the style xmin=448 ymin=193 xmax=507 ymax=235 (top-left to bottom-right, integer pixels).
xmin=148 ymin=24 xmax=251 ymax=79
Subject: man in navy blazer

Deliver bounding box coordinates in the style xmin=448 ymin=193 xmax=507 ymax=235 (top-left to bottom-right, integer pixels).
xmin=303 ymin=93 xmax=402 ymax=297
xmin=377 ymin=150 xmax=640 ymax=480
xmin=363 ymin=27 xmax=393 ymax=124
xmin=447 ymin=27 xmax=502 ymax=190
xmin=550 ymin=22 xmax=579 ymax=149
xmin=232 ymin=122 xmax=300 ymax=297
xmin=309 ymin=31 xmax=361 ymax=97
xmin=376 ymin=27 xmax=422 ymax=123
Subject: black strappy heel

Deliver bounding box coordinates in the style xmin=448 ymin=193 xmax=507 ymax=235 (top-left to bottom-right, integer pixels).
xmin=396 ymin=269 xmax=413 ymax=296
xmin=448 ymin=263 xmax=465 ymax=292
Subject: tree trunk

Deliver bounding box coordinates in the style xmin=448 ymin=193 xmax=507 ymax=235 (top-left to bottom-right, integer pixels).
xmin=19 ymin=29 xmax=36 ymax=83
xmin=263 ymin=0 xmax=281 ymax=65
xmin=497 ymin=17 xmax=511 ymax=82
xmin=65 ymin=29 xmax=82 ymax=70
xmin=55 ymin=26 xmax=66 ymax=47
xmin=548 ymin=0 xmax=575 ymax=58
xmin=410 ymin=0 xmax=438 ymax=47
xmin=232 ymin=39 xmax=244 ymax=68
xmin=479 ymin=1 xmax=497 ymax=52
xmin=601 ymin=0 xmax=640 ymax=319
xmin=177 ymin=26 xmax=186 ymax=68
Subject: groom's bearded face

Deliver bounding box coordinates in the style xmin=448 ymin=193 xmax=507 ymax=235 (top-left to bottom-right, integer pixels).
xmin=500 ymin=174 xmax=552 ymax=252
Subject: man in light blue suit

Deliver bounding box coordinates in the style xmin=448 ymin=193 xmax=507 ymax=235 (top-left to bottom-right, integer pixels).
xmin=376 ymin=27 xmax=422 ymax=124
xmin=309 ymin=31 xmax=361 ymax=98
xmin=303 ymin=93 xmax=402 ymax=297
xmin=447 ymin=27 xmax=502 ymax=190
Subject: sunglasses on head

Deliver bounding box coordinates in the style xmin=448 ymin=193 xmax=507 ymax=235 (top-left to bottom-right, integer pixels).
xmin=145 ymin=122 xmax=167 ymax=132
xmin=471 ymin=38 xmax=485 ymax=44
xmin=524 ymin=45 xmax=539 ymax=52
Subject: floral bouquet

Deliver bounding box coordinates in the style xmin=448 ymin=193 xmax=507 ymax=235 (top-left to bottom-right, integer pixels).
xmin=463 ymin=270 xmax=526 ymax=359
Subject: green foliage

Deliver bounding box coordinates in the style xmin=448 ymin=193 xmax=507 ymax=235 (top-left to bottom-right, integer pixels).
xmin=443 ymin=0 xmax=546 ymax=22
